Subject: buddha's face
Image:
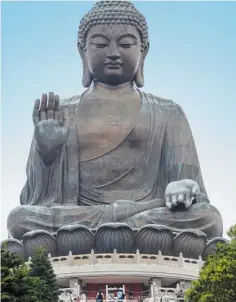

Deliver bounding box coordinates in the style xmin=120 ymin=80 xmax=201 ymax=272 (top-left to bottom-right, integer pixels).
xmin=85 ymin=24 xmax=142 ymax=85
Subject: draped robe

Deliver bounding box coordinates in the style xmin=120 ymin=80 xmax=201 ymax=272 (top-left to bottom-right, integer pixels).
xmin=7 ymin=92 xmax=223 ymax=239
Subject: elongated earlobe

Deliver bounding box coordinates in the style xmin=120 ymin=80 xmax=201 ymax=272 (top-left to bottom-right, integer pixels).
xmin=82 ymin=60 xmax=93 ymax=87
xmin=135 ymin=61 xmax=144 ymax=88
xmin=134 ymin=42 xmax=150 ymax=88
xmin=78 ymin=43 xmax=93 ymax=88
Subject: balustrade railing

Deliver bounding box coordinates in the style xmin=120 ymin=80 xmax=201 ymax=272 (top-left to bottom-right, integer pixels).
xmin=28 ymin=249 xmax=204 ymax=271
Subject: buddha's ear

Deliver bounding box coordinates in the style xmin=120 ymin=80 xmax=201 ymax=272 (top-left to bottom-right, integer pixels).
xmin=77 ymin=42 xmax=93 ymax=88
xmin=135 ymin=42 xmax=149 ymax=88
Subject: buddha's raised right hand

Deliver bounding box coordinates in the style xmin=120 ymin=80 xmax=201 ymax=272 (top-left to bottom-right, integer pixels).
xmin=33 ymin=92 xmax=69 ymax=164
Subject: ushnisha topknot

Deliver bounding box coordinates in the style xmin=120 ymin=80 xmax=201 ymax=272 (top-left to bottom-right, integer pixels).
xmin=78 ymin=0 xmax=149 ymax=51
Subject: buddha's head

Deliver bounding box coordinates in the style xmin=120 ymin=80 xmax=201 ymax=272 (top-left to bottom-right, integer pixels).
xmin=78 ymin=0 xmax=149 ymax=87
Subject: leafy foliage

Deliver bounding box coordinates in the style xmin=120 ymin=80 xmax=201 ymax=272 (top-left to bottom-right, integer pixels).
xmin=185 ymin=225 xmax=236 ymax=302
xmin=29 ymin=248 xmax=60 ymax=302
xmin=227 ymin=224 xmax=236 ymax=240
xmin=1 ymin=246 xmax=59 ymax=302
xmin=1 ymin=247 xmax=42 ymax=302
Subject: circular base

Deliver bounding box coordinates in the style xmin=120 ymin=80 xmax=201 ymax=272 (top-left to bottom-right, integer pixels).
xmin=3 ymin=223 xmax=228 ymax=259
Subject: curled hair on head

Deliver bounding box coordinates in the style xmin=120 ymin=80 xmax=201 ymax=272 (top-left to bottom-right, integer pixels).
xmin=78 ymin=0 xmax=149 ymax=51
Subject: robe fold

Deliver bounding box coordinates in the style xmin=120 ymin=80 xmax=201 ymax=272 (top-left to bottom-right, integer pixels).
xmin=7 ymin=92 xmax=223 ymax=239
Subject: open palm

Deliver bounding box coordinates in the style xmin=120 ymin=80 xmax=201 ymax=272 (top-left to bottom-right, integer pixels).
xmin=33 ymin=92 xmax=69 ymax=152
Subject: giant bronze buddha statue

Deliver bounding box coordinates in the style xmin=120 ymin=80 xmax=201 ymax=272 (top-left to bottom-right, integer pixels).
xmin=4 ymin=0 xmax=225 ymax=259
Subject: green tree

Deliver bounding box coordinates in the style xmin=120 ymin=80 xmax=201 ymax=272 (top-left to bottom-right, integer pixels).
xmin=185 ymin=224 xmax=236 ymax=302
xmin=29 ymin=248 xmax=60 ymax=302
xmin=1 ymin=247 xmax=42 ymax=302
xmin=227 ymin=225 xmax=236 ymax=240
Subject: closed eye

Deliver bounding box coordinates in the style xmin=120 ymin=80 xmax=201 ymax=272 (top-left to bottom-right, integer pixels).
xmin=96 ymin=43 xmax=107 ymax=48
xmin=119 ymin=44 xmax=134 ymax=49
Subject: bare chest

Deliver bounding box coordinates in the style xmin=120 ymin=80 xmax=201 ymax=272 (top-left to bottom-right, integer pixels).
xmin=77 ymin=95 xmax=145 ymax=161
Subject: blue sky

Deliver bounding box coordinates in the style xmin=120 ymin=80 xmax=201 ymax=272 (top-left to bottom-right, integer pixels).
xmin=1 ymin=1 xmax=236 ymax=239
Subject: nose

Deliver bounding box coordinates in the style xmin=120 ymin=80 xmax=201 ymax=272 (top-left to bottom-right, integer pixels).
xmin=106 ymin=43 xmax=120 ymax=60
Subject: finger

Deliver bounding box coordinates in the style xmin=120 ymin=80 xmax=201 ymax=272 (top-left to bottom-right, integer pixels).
xmin=32 ymin=99 xmax=40 ymax=125
xmin=177 ymin=193 xmax=184 ymax=203
xmin=171 ymin=195 xmax=178 ymax=207
xmin=165 ymin=195 xmax=170 ymax=203
xmin=165 ymin=196 xmax=172 ymax=209
xmin=191 ymin=184 xmax=200 ymax=196
xmin=61 ymin=107 xmax=69 ymax=128
xmin=54 ymin=95 xmax=60 ymax=120
xmin=40 ymin=93 xmax=47 ymax=120
xmin=185 ymin=193 xmax=192 ymax=209
xmin=47 ymin=92 xmax=55 ymax=119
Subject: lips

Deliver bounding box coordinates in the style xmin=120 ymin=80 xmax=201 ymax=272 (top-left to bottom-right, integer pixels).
xmin=105 ymin=62 xmax=122 ymax=69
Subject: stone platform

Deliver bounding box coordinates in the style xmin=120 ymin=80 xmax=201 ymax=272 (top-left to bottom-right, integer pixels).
xmin=1 ymin=223 xmax=228 ymax=261
xmin=49 ymin=250 xmax=204 ymax=282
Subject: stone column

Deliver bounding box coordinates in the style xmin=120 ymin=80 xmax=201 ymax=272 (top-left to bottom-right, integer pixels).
xmin=69 ymin=278 xmax=81 ymax=298
xmin=151 ymin=278 xmax=161 ymax=302
xmin=179 ymin=280 xmax=192 ymax=291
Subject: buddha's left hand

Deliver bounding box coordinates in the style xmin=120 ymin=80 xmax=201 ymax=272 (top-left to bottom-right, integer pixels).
xmin=165 ymin=179 xmax=200 ymax=210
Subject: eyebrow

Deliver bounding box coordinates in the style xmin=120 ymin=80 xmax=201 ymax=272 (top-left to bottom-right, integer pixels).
xmin=89 ymin=34 xmax=108 ymax=40
xmin=89 ymin=33 xmax=138 ymax=41
xmin=118 ymin=34 xmax=138 ymax=41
